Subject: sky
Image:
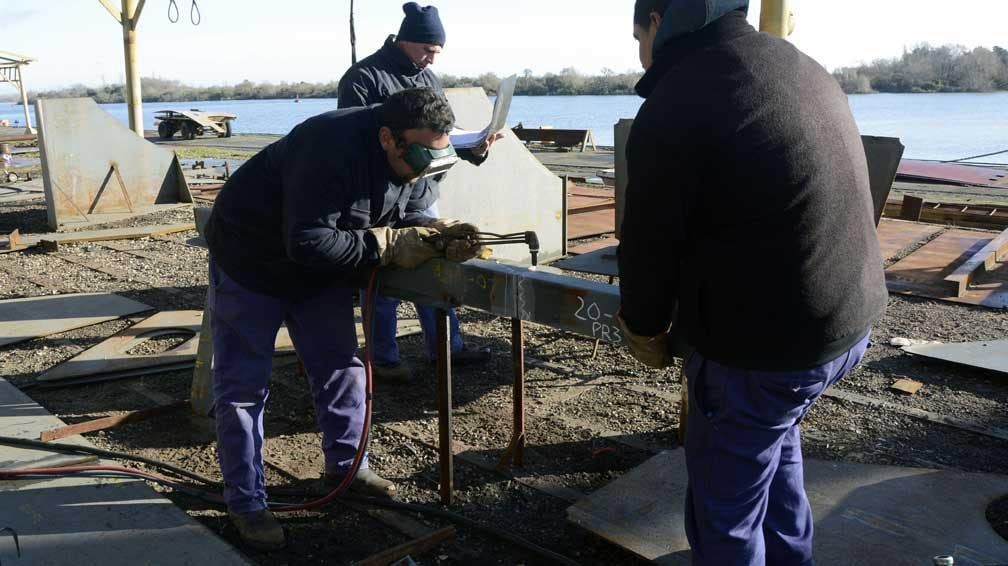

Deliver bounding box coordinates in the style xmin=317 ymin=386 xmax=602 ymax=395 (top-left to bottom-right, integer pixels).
xmin=2 ymin=1 xmax=1008 ymax=91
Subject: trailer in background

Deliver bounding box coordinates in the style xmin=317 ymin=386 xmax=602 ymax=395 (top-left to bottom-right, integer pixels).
xmin=154 ymin=109 xmax=236 ymax=140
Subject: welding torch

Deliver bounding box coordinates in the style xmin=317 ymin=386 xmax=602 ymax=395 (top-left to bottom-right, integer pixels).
xmin=426 ymin=231 xmax=540 ymax=266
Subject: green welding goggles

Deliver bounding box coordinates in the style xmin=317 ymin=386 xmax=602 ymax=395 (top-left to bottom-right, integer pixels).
xmin=403 ymin=142 xmax=459 ymax=180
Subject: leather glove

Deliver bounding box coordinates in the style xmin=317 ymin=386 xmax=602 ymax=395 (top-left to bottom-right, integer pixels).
xmin=427 ymin=218 xmax=478 ymax=238
xmin=616 ymin=313 xmax=672 ymax=369
xmin=426 ymin=218 xmax=486 ymax=263
xmin=444 ymin=238 xmax=487 ymax=263
xmin=368 ymin=226 xmax=442 ymax=269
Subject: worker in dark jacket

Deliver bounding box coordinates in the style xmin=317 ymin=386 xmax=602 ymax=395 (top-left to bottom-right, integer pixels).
xmin=204 ymin=88 xmax=482 ymax=551
xmin=618 ymin=1 xmax=888 ymax=564
xmin=337 ymin=2 xmax=497 ymax=382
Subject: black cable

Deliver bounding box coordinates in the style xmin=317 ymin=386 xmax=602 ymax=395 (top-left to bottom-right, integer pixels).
xmin=0 ymin=435 xmax=220 ymax=486
xmin=944 ymin=148 xmax=1008 ymax=163
xmin=190 ymin=0 xmax=201 ymax=25
xmin=1 ymin=440 xmax=579 ymax=565
xmin=168 ymin=0 xmax=179 ymax=23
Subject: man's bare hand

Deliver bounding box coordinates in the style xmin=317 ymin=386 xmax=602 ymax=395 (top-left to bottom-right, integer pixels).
xmin=475 ymin=132 xmax=505 ymax=156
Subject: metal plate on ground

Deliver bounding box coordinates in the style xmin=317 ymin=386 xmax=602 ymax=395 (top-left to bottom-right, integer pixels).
xmin=37 ymin=311 xmax=203 ymax=383
xmin=0 ymin=293 xmax=152 ymax=348
xmin=0 ymin=380 xmax=249 ymax=565
xmin=568 ymin=450 xmax=1008 ymax=565
xmin=903 ymin=339 xmax=1008 ymax=375
xmin=886 ymin=229 xmax=1008 ymax=309
xmin=551 ymin=245 xmax=619 ymax=277
xmin=0 ymin=475 xmax=251 ymax=565
xmin=876 ymin=218 xmax=943 ymax=262
xmin=0 ymin=378 xmax=94 ymax=470
xmin=35 ymin=311 xmax=316 ymax=384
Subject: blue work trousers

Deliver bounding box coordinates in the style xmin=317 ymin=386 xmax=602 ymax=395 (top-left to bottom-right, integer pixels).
xmin=364 ymin=202 xmax=463 ymax=364
xmin=208 ymin=259 xmax=367 ymax=514
xmin=683 ymin=333 xmax=871 ymax=566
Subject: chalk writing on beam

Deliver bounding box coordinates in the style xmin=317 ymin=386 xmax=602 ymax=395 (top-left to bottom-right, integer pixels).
xmin=574 ymin=296 xmax=622 ymax=344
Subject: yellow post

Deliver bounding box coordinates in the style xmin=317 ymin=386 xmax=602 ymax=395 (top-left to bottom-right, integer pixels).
xmin=121 ymin=0 xmax=143 ymax=136
xmin=759 ymin=0 xmax=795 ymax=38
xmin=99 ymin=0 xmax=145 ymax=136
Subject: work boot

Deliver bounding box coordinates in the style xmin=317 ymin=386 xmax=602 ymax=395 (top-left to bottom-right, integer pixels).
xmin=324 ymin=467 xmax=397 ymax=498
xmin=228 ymin=509 xmax=286 ymax=551
xmin=372 ymin=361 xmax=413 ymax=383
xmin=447 ymin=345 xmax=492 ymax=367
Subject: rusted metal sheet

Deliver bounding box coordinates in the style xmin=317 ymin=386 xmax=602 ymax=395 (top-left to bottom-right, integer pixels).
xmin=875 ymin=218 xmax=943 ymax=261
xmin=886 ymin=228 xmax=1008 ymax=308
xmin=568 ymin=185 xmax=615 ymax=213
xmin=897 ymin=159 xmax=1008 ymax=188
xmin=568 ymin=209 xmax=615 ymax=239
xmin=35 ymin=98 xmax=192 ymax=230
xmin=39 ymin=401 xmax=188 ymax=442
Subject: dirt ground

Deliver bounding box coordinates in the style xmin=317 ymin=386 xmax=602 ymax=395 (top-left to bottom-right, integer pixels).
xmin=2 ymin=191 xmax=1007 ymax=564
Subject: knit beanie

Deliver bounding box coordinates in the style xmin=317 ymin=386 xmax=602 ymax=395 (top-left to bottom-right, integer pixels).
xmin=397 ymin=3 xmax=446 ymax=46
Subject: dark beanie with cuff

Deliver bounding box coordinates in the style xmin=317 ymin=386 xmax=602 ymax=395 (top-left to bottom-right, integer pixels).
xmin=397 ymin=2 xmax=446 ymax=46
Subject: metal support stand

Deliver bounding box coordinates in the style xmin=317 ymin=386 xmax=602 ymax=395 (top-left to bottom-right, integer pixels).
xmin=190 ymin=298 xmax=214 ymax=417
xmin=496 ymin=318 xmax=526 ymax=470
xmin=435 ymin=308 xmax=454 ymax=505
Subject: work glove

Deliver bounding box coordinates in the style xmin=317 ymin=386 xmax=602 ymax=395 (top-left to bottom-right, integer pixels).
xmin=426 ymin=218 xmax=487 ymax=263
xmin=368 ymin=226 xmax=442 ymax=269
xmin=616 ymin=313 xmax=672 ymax=369
xmin=427 ymin=218 xmax=478 ymax=238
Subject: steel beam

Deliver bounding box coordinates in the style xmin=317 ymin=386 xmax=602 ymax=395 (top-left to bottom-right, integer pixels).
xmin=377 ymin=259 xmax=622 ymax=345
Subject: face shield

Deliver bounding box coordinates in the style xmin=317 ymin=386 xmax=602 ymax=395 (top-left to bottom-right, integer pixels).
xmin=402 ymin=142 xmax=459 ymax=180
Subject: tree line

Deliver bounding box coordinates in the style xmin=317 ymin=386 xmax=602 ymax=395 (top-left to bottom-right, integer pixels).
xmin=21 ymin=69 xmax=643 ymax=104
xmin=14 ymin=44 xmax=1008 ymax=104
xmin=834 ymin=43 xmax=1008 ymax=94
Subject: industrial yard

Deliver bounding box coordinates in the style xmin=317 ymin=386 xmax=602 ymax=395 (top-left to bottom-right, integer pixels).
xmin=1 ymin=118 xmax=1007 ymax=564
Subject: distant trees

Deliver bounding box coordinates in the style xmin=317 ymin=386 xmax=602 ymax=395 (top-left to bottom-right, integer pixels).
xmin=24 ymin=77 xmax=345 ymax=104
xmin=439 ymin=68 xmax=641 ymax=96
xmin=25 ymin=69 xmax=644 ymax=104
xmin=833 ymin=43 xmax=1008 ymax=94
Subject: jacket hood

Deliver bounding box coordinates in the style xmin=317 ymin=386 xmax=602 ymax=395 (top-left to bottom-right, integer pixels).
xmin=653 ymin=0 xmax=749 ymax=56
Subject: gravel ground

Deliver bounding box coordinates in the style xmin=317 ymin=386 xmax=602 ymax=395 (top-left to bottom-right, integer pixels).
xmin=1 ymin=195 xmax=1007 ymax=564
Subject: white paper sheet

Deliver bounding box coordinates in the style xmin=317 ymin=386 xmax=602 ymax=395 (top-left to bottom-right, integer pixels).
xmin=449 ymin=74 xmax=518 ymax=149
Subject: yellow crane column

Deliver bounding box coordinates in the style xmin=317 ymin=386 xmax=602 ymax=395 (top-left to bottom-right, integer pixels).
xmin=759 ymin=0 xmax=795 ymax=38
xmin=99 ymin=0 xmax=147 ymax=136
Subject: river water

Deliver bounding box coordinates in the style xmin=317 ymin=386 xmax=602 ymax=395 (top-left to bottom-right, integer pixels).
xmin=3 ymin=92 xmax=1006 ymax=163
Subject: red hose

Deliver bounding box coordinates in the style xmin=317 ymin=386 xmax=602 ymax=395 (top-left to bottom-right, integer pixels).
xmin=272 ymin=267 xmax=378 ymax=511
